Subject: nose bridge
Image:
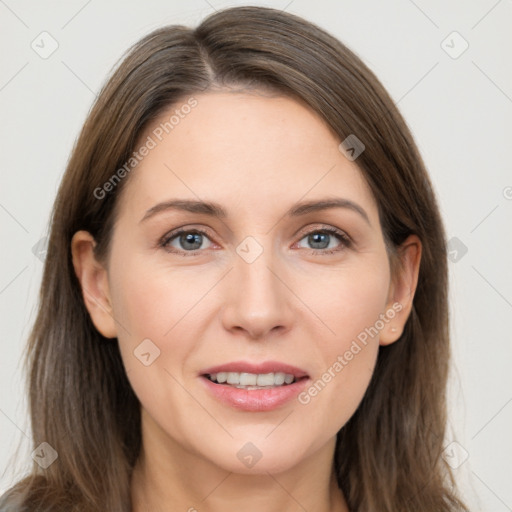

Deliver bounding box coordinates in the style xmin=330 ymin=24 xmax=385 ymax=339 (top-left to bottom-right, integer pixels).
xmin=237 ymin=239 xmax=278 ymax=297
xmin=221 ymin=234 xmax=292 ymax=338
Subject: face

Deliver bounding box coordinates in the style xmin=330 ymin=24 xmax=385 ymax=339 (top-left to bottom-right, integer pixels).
xmin=74 ymin=90 xmax=415 ymax=475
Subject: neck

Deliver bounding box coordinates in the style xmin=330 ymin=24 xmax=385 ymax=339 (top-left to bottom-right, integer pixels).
xmin=130 ymin=410 xmax=349 ymax=512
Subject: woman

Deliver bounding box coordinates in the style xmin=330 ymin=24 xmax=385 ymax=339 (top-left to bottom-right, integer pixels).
xmin=0 ymin=5 xmax=470 ymax=511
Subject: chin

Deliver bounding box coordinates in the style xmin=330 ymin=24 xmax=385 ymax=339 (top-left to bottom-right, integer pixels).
xmin=203 ymin=435 xmax=316 ymax=475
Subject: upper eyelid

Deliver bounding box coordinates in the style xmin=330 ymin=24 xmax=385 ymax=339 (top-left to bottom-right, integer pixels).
xmin=294 ymin=224 xmax=349 ymax=238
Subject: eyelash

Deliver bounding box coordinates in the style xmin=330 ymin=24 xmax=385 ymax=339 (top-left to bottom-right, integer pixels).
xmin=158 ymin=225 xmax=352 ymax=257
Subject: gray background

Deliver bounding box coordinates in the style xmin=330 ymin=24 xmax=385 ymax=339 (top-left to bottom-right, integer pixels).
xmin=1 ymin=1 xmax=511 ymax=510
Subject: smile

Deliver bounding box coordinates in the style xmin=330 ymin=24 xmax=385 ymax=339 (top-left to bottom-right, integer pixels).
xmin=206 ymin=371 xmax=297 ymax=388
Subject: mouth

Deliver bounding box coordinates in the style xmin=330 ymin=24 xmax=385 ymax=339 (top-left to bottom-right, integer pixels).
xmin=198 ymin=361 xmax=310 ymax=411
xmin=202 ymin=371 xmax=306 ymax=390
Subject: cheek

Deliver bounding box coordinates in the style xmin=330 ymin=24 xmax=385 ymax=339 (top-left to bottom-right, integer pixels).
xmin=107 ymin=253 xmax=190 ymax=379
xmin=297 ymin=256 xmax=390 ymax=343
xmin=294 ymin=260 xmax=389 ymax=430
xmin=108 ymin=258 xmax=200 ymax=429
xmin=108 ymin=252 xmax=223 ymax=409
xmin=109 ymin=252 xmax=202 ymax=340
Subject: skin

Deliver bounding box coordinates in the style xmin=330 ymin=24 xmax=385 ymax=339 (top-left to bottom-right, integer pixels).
xmin=71 ymin=89 xmax=421 ymax=512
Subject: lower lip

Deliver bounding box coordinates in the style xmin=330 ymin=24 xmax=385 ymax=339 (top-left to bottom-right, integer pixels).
xmin=200 ymin=375 xmax=310 ymax=412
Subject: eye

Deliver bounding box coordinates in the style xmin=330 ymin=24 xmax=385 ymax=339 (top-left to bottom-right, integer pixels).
xmin=159 ymin=225 xmax=352 ymax=257
xmin=160 ymin=228 xmax=214 ymax=255
xmin=295 ymin=227 xmax=351 ymax=255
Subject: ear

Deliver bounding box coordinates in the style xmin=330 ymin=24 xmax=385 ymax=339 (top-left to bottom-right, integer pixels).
xmin=379 ymin=234 xmax=422 ymax=346
xmin=71 ymin=230 xmax=117 ymax=339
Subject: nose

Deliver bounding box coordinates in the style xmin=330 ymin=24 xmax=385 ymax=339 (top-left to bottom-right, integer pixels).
xmin=221 ymin=244 xmax=295 ymax=340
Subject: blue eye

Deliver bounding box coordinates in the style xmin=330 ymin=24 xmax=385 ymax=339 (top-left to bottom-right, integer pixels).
xmin=159 ymin=226 xmax=351 ymax=256
xmin=296 ymin=228 xmax=351 ymax=254
xmin=161 ymin=230 xmax=213 ymax=254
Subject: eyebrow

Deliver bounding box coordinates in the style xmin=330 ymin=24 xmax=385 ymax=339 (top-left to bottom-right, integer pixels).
xmin=140 ymin=197 xmax=371 ymax=226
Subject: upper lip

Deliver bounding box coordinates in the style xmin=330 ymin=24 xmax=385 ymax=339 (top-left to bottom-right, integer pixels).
xmin=200 ymin=360 xmax=309 ymax=379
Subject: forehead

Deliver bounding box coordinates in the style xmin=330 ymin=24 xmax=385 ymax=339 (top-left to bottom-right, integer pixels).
xmin=117 ymin=91 xmax=378 ymax=223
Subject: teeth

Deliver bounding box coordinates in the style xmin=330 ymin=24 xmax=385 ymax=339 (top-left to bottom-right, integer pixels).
xmin=274 ymin=373 xmax=285 ymax=385
xmin=227 ymin=372 xmax=239 ymax=385
xmin=207 ymin=371 xmax=297 ymax=387
xmin=257 ymin=373 xmax=275 ymax=386
xmin=240 ymin=372 xmax=257 ymax=386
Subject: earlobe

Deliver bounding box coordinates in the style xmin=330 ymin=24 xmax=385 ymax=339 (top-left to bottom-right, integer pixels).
xmin=379 ymin=234 xmax=422 ymax=346
xmin=71 ymin=230 xmax=118 ymax=339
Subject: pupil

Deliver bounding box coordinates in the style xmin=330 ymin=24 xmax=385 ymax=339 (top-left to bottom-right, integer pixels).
xmin=181 ymin=233 xmax=202 ymax=250
xmin=309 ymin=232 xmax=329 ymax=249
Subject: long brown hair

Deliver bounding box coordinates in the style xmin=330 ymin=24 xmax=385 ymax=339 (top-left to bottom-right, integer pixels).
xmin=0 ymin=6 xmax=469 ymax=511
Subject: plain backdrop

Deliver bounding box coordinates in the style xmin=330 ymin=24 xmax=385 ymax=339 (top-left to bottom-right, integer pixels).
xmin=1 ymin=1 xmax=511 ymax=510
